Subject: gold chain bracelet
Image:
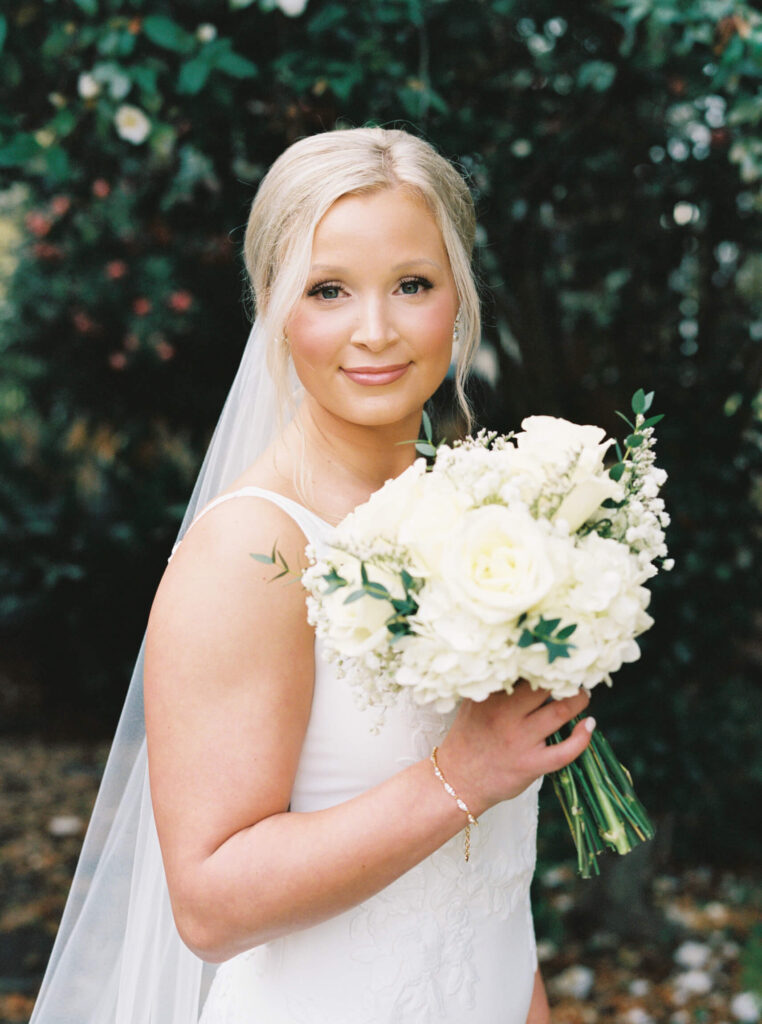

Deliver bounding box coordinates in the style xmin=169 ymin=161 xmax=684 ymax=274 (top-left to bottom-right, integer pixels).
xmin=430 ymin=746 xmax=478 ymax=861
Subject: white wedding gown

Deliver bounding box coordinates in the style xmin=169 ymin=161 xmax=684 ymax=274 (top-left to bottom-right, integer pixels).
xmin=179 ymin=487 xmax=541 ymax=1024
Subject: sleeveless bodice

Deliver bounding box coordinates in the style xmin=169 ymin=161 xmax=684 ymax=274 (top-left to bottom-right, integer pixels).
xmin=184 ymin=488 xmax=541 ymax=1024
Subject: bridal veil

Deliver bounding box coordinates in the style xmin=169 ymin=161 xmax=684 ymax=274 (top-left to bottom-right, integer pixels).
xmin=30 ymin=319 xmax=279 ymax=1023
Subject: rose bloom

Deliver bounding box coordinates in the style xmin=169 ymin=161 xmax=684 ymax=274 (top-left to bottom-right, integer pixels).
xmin=92 ymin=179 xmax=111 ymax=198
xmin=133 ymin=297 xmax=152 ymax=316
xmin=106 ymin=260 xmax=128 ymax=280
xmin=167 ymin=290 xmax=193 ymax=312
xmin=25 ymin=211 xmax=52 ymax=238
xmin=440 ymin=504 xmax=557 ymax=624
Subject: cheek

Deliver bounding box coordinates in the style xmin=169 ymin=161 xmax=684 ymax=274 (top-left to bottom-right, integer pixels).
xmin=286 ymin=309 xmax=336 ymax=373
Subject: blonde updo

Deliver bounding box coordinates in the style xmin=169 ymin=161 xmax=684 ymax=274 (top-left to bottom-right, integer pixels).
xmin=244 ymin=126 xmax=480 ymax=428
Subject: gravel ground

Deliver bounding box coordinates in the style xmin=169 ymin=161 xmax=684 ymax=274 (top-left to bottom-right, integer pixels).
xmin=1 ymin=738 xmax=760 ymax=1024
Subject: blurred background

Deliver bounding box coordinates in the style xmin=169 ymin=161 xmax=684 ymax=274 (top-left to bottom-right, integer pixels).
xmin=1 ymin=0 xmax=760 ymax=1021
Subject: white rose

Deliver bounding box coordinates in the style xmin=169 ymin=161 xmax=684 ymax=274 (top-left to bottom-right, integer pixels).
xmin=78 ymin=73 xmax=100 ymax=100
xmin=196 ymin=23 xmax=218 ymax=42
xmin=513 ymin=415 xmax=622 ymax=531
xmin=114 ymin=105 xmax=151 ymax=145
xmin=340 ymin=461 xmax=425 ymax=546
xmin=441 ymin=505 xmax=556 ymax=624
xmin=397 ymin=471 xmax=470 ymax=575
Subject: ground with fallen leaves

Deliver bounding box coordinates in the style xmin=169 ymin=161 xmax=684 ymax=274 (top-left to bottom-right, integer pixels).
xmin=1 ymin=739 xmax=760 ymax=1024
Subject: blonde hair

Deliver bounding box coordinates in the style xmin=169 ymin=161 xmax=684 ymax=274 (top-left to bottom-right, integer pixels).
xmin=243 ymin=126 xmax=480 ymax=430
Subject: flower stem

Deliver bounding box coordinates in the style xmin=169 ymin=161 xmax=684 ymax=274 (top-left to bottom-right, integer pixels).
xmin=549 ymin=716 xmax=654 ymax=877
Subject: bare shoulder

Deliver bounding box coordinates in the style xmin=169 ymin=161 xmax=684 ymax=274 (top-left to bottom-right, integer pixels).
xmin=144 ymin=494 xmax=316 ymax=864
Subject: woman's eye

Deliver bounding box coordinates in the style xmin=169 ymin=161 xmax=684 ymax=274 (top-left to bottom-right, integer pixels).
xmin=308 ymin=282 xmax=342 ymax=300
xmin=399 ymin=277 xmax=432 ymax=295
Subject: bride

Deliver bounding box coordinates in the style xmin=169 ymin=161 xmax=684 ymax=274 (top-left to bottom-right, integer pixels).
xmin=30 ymin=127 xmax=594 ymax=1024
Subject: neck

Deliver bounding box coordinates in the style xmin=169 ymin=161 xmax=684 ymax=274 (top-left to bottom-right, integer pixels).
xmin=279 ymin=396 xmax=423 ymax=512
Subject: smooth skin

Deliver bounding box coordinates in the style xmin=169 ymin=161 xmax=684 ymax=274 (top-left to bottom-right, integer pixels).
xmin=145 ymin=189 xmax=592 ymax=1023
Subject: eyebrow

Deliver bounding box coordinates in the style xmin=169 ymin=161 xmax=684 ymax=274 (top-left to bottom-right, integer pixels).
xmin=308 ymin=258 xmax=444 ymax=275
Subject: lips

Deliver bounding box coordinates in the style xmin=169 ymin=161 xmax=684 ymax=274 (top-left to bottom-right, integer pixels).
xmin=341 ymin=363 xmax=410 ymax=386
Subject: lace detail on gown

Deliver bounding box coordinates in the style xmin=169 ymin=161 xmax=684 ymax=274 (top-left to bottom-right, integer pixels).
xmin=190 ymin=489 xmax=542 ymax=1024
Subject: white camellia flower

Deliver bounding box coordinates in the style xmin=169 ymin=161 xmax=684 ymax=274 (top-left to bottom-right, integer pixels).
xmin=441 ymin=505 xmax=556 ymax=624
xmin=196 ymin=23 xmax=218 ymax=42
xmin=114 ymin=105 xmax=151 ymax=145
xmin=78 ymin=73 xmax=100 ymax=99
xmin=276 ymin=0 xmax=309 ymax=15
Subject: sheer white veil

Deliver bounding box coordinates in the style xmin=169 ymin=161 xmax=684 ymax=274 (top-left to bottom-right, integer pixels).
xmin=30 ymin=317 xmax=279 ymax=1023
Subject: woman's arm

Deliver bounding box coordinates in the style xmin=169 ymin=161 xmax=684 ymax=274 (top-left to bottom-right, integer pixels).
xmin=527 ymin=969 xmax=552 ymax=1024
xmin=145 ymin=498 xmax=593 ymax=963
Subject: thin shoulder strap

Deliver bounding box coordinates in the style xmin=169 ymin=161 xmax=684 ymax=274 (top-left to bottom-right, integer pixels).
xmin=167 ymin=486 xmax=327 ymax=563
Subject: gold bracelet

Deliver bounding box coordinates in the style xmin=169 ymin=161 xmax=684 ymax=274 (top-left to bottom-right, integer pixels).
xmin=430 ymin=746 xmax=478 ymax=861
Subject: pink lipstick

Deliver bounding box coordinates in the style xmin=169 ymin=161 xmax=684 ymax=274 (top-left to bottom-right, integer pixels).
xmin=341 ymin=363 xmax=410 ymax=386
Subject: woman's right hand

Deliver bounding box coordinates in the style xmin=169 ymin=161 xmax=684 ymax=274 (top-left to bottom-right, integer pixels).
xmin=436 ymin=682 xmax=594 ymax=818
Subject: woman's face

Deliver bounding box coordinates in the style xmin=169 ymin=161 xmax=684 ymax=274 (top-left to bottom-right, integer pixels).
xmin=285 ymin=188 xmax=459 ymax=431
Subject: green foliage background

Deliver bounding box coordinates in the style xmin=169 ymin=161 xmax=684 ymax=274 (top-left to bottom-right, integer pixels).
xmin=1 ymin=0 xmax=761 ymax=861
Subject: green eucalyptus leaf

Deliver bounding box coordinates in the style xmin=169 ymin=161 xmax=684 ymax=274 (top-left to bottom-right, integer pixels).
xmin=615 ymin=410 xmax=634 ymax=430
xmin=343 ymin=589 xmax=366 ymax=605
xmin=415 ymin=442 xmax=437 ymax=457
xmin=556 ymin=623 xmax=578 ymax=640
xmin=362 ymin=580 xmax=391 ymax=600
xmin=609 ymin=462 xmax=626 ymax=482
xmin=631 ymin=388 xmax=647 ymax=415
xmin=250 ymin=552 xmax=275 ymax=564
xmin=421 ymin=408 xmax=433 ymax=442
xmin=625 ymin=433 xmax=645 ymax=447
xmin=642 ymin=413 xmax=665 ymax=428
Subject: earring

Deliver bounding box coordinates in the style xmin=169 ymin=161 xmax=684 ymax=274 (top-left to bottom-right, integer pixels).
xmin=452 ymin=310 xmax=462 ymax=344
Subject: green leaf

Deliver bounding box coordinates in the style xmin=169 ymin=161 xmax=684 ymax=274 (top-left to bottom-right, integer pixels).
xmin=0 ymin=16 xmax=7 ymax=54
xmin=545 ymin=642 xmax=572 ymax=663
xmin=415 ymin=441 xmax=437 ymax=457
xmin=577 ymin=60 xmax=617 ymax=92
xmin=178 ymin=57 xmax=212 ymax=95
xmin=535 ymin=617 xmax=561 ymax=636
xmin=343 ymin=589 xmax=367 ymax=605
xmin=72 ymin=0 xmax=98 ymax=13
xmin=250 ymin=552 xmax=275 ymax=564
xmin=518 ymin=629 xmax=535 ymax=648
xmin=615 ymin=440 xmax=623 ymax=462
xmin=615 ymin=410 xmax=634 ymax=430
xmin=641 ymin=413 xmax=664 ymax=428
xmin=556 ymin=624 xmax=578 ymax=640
xmin=625 ymin=433 xmax=645 ymax=448
xmin=421 ymin=408 xmax=433 ymax=442
xmin=609 ymin=462 xmax=626 ymax=482
xmin=0 ymin=133 xmax=40 ymax=168
xmin=601 ymin=498 xmax=625 ymax=509
xmin=631 ymin=388 xmax=647 ymax=415
xmin=143 ymin=15 xmax=195 ymax=54
xmin=362 ymin=580 xmax=391 ymax=600
xmin=214 ymin=49 xmax=257 ymax=79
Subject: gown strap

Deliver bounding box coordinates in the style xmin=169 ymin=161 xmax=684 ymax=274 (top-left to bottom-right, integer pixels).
xmin=167 ymin=486 xmax=327 ymax=563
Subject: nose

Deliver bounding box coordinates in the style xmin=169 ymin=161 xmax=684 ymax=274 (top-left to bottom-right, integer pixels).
xmin=350 ymin=294 xmax=399 ymax=352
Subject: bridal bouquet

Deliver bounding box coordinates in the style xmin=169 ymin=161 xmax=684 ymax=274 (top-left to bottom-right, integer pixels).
xmin=277 ymin=391 xmax=669 ymax=876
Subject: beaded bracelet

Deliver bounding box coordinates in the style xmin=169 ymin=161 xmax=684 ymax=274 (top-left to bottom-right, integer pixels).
xmin=430 ymin=746 xmax=478 ymax=861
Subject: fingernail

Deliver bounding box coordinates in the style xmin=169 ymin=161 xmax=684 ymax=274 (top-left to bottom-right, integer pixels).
xmin=585 ymin=716 xmax=596 ymax=733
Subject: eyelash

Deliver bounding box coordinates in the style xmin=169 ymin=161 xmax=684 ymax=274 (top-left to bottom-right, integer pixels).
xmin=306 ymin=276 xmax=434 ymax=300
